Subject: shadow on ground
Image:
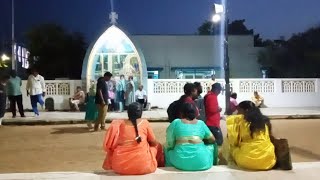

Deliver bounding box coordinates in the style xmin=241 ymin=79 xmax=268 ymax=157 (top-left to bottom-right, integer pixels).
xmin=51 ymin=127 xmax=92 ymax=134
xmin=290 ymin=146 xmax=320 ymax=161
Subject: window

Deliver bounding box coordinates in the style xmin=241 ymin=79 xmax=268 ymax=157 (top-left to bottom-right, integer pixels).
xmin=174 ymin=68 xmax=216 ymax=79
xmin=148 ymin=71 xmax=159 ymax=79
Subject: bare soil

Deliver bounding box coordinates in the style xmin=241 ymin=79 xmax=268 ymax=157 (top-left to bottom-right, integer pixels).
xmin=0 ymin=120 xmax=319 ymax=173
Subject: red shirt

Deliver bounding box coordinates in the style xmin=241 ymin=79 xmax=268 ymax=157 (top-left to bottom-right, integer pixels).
xmin=204 ymin=92 xmax=220 ymax=127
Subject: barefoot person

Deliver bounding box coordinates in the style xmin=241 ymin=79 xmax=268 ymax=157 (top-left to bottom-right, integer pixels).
xmin=102 ymin=102 xmax=164 ymax=175
xmin=165 ymin=103 xmax=218 ymax=171
xmin=225 ymin=101 xmax=276 ymax=170
xmin=26 ymin=68 xmax=46 ymax=117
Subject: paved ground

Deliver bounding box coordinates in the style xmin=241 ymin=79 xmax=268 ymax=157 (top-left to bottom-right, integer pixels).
xmin=3 ymin=107 xmax=320 ymax=125
xmin=0 ymin=119 xmax=320 ymax=174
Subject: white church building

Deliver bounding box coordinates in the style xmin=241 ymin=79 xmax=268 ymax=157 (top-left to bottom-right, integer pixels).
xmin=81 ymin=25 xmax=263 ymax=85
xmin=15 ymin=13 xmax=319 ymax=110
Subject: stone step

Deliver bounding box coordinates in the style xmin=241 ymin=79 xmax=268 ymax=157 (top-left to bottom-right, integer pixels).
xmin=0 ymin=162 xmax=319 ymax=180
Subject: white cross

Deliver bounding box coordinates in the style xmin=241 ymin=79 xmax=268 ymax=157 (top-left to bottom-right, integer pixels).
xmin=109 ymin=12 xmax=118 ymax=24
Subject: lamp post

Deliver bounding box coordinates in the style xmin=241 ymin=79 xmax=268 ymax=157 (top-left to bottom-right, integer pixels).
xmin=212 ymin=3 xmax=231 ymax=115
xmin=11 ymin=0 xmax=16 ymax=71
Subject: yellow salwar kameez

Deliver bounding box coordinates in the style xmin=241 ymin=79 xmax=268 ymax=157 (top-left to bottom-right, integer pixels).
xmin=226 ymin=115 xmax=276 ymax=170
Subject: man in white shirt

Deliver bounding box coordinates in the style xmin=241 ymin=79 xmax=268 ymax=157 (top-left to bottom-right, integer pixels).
xmin=26 ymin=68 xmax=46 ymax=116
xmin=135 ymin=85 xmax=147 ymax=108
xmin=69 ymin=86 xmax=85 ymax=111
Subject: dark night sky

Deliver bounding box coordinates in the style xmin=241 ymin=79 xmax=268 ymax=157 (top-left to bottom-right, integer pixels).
xmin=0 ymin=0 xmax=320 ymax=44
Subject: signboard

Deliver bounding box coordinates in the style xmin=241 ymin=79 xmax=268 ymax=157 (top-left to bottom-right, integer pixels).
xmin=14 ymin=44 xmax=29 ymax=69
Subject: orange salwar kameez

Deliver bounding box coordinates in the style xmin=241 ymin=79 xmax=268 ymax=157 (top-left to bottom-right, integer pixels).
xmin=103 ymin=119 xmax=164 ymax=175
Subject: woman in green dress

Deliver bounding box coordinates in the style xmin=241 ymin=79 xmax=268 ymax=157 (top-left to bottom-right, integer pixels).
xmin=165 ymin=102 xmax=218 ymax=171
xmin=85 ymin=83 xmax=98 ymax=129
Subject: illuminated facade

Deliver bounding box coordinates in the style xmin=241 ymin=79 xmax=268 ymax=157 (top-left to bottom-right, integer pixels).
xmin=81 ymin=25 xmax=148 ymax=90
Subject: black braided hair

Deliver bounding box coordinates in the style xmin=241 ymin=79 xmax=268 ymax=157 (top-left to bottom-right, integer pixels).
xmin=128 ymin=102 xmax=143 ymax=143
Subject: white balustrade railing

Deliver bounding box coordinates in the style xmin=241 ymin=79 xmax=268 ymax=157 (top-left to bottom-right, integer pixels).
xmin=14 ymin=78 xmax=320 ymax=110
xmin=148 ymin=78 xmax=319 ymax=108
xmin=20 ymin=80 xmax=82 ymax=110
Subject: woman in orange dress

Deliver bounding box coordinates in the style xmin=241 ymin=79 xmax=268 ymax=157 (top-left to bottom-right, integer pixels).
xmin=102 ymin=102 xmax=164 ymax=175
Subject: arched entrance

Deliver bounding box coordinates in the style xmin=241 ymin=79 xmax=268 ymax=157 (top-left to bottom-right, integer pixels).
xmin=81 ymin=25 xmax=147 ymax=91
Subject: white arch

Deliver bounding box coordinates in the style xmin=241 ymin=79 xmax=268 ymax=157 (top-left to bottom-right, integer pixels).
xmin=86 ymin=25 xmax=143 ymax=83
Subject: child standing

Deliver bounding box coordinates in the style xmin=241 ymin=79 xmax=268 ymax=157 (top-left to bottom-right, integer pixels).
xmin=0 ymin=75 xmax=10 ymax=126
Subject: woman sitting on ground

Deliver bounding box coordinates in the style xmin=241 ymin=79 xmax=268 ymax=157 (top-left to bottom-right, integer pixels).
xmin=165 ymin=102 xmax=218 ymax=171
xmin=102 ymin=102 xmax=164 ymax=175
xmin=226 ymin=101 xmax=276 ymax=170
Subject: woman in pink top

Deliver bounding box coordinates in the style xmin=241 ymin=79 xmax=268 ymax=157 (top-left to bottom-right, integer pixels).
xmin=108 ymin=80 xmax=116 ymax=111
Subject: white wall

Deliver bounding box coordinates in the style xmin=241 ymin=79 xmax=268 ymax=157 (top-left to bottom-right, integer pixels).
xmin=147 ymin=79 xmax=320 ymax=108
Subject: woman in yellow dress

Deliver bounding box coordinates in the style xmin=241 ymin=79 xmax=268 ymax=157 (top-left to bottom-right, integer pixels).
xmin=226 ymin=100 xmax=276 ymax=170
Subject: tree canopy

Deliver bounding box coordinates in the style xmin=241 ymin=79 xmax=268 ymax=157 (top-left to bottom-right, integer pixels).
xmin=258 ymin=26 xmax=320 ymax=78
xmin=26 ymin=24 xmax=87 ymax=79
xmin=197 ymin=19 xmax=253 ymax=35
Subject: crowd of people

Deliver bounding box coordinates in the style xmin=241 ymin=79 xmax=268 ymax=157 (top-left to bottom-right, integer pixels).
xmin=83 ymin=72 xmax=150 ymax=131
xmin=0 ymin=69 xmax=149 ymax=126
xmin=102 ymin=82 xmax=290 ymax=175
xmin=0 ymin=70 xmax=290 ymax=175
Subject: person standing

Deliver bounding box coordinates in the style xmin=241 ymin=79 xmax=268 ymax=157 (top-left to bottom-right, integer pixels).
xmin=135 ymin=85 xmax=147 ymax=108
xmin=194 ymin=82 xmax=206 ymax=122
xmin=0 ymin=75 xmax=10 ymax=126
xmin=95 ymin=72 xmax=112 ymax=131
xmin=125 ymin=76 xmax=135 ymax=107
xmin=107 ymin=79 xmax=116 ymax=112
xmin=116 ymin=75 xmax=126 ymax=112
xmin=26 ymin=68 xmax=46 ymax=117
xmin=204 ymin=83 xmax=223 ymax=146
xmin=7 ymin=70 xmax=25 ymax=118
xmin=85 ymin=82 xmax=98 ymax=129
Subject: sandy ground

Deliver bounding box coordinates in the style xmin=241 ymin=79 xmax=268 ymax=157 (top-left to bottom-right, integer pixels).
xmin=0 ymin=120 xmax=320 ymax=173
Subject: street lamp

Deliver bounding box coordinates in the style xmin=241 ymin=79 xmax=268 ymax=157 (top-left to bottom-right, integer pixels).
xmin=0 ymin=54 xmax=10 ymax=68
xmin=212 ymin=3 xmax=231 ymax=115
xmin=1 ymin=54 xmax=10 ymax=61
xmin=211 ymin=14 xmax=221 ymax=23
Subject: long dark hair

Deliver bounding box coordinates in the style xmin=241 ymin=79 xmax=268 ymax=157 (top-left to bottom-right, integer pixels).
xmin=238 ymin=101 xmax=271 ymax=137
xmin=127 ymin=102 xmax=143 ymax=143
xmin=181 ymin=102 xmax=197 ymax=121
